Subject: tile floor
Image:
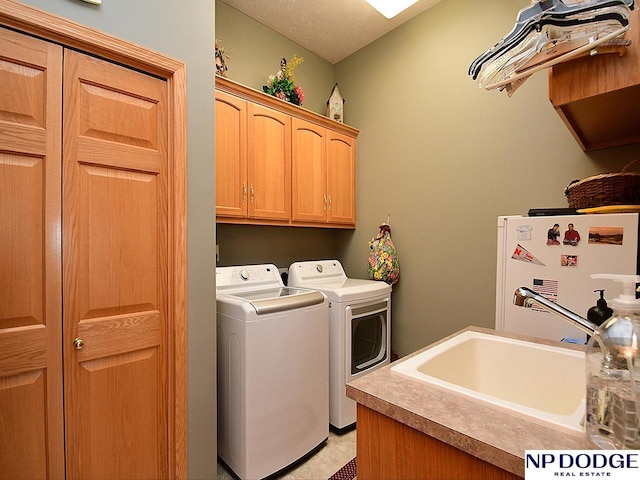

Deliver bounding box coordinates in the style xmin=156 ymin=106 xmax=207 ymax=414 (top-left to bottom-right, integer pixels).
xmin=217 ymin=429 xmax=356 ymax=480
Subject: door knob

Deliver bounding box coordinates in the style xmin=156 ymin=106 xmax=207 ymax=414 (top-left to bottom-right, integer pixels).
xmin=73 ymin=338 xmax=85 ymax=350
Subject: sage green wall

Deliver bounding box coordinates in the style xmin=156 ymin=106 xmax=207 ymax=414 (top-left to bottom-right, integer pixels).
xmin=334 ymin=0 xmax=640 ymax=356
xmin=217 ymin=0 xmax=640 ymax=359
xmin=16 ymin=1 xmax=217 ymax=478
xmin=216 ymin=224 xmax=343 ymax=268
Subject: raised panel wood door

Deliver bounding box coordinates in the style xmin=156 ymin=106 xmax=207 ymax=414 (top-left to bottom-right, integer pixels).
xmin=63 ymin=50 xmax=169 ymax=480
xmin=291 ymin=118 xmax=327 ymax=223
xmin=0 ymin=27 xmax=65 ymax=480
xmin=326 ymin=131 xmax=356 ymax=225
xmin=247 ymin=103 xmax=291 ymax=221
xmin=215 ymin=90 xmax=247 ymax=217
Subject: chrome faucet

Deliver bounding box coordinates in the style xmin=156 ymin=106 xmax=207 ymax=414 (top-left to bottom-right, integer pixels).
xmin=513 ymin=287 xmax=598 ymax=336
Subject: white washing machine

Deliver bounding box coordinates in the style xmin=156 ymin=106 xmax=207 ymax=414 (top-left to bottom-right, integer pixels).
xmin=288 ymin=260 xmax=391 ymax=432
xmin=216 ymin=264 xmax=329 ymax=480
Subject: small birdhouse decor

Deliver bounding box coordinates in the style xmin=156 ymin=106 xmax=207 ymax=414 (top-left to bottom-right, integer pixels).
xmin=326 ymin=83 xmax=344 ymax=123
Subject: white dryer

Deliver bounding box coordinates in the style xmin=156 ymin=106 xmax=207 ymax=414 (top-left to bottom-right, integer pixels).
xmin=216 ymin=264 xmax=329 ymax=480
xmin=288 ymin=260 xmax=391 ymax=432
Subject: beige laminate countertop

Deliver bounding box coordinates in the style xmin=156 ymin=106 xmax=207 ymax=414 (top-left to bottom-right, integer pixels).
xmin=346 ymin=326 xmax=590 ymax=478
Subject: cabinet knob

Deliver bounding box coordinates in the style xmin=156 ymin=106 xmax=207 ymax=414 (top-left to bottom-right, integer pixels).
xmin=242 ymin=182 xmax=247 ymax=203
xmin=250 ymin=184 xmax=255 ymax=203
xmin=73 ymin=338 xmax=85 ymax=350
xmin=328 ymin=195 xmax=332 ymax=211
xmin=323 ymin=194 xmax=327 ymax=210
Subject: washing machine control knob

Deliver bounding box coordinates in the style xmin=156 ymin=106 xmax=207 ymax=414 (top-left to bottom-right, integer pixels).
xmin=315 ymin=264 xmax=323 ymax=273
xmin=239 ymin=270 xmax=250 ymax=281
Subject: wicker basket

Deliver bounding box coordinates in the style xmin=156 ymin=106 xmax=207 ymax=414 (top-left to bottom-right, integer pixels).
xmin=565 ymin=161 xmax=640 ymax=209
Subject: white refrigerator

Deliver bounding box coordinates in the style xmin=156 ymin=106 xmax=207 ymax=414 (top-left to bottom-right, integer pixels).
xmin=496 ymin=212 xmax=639 ymax=343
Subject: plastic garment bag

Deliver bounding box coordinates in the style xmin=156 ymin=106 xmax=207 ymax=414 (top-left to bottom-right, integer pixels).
xmin=368 ymin=223 xmax=400 ymax=285
xmin=469 ymin=0 xmax=634 ymax=95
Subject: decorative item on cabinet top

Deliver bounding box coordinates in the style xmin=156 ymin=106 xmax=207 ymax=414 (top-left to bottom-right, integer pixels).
xmin=215 ymin=76 xmax=358 ymax=134
xmin=215 ymin=39 xmax=229 ymax=77
xmin=262 ymin=55 xmax=305 ymax=105
xmin=327 ymin=83 xmax=344 ymax=123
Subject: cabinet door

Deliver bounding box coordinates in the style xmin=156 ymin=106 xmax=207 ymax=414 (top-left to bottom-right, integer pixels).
xmin=247 ymin=103 xmax=291 ymax=220
xmin=292 ymin=118 xmax=327 ymax=223
xmin=327 ymin=130 xmax=356 ymax=225
xmin=63 ymin=50 xmax=169 ymax=479
xmin=216 ymin=90 xmax=247 ymax=217
xmin=0 ymin=28 xmax=64 ymax=480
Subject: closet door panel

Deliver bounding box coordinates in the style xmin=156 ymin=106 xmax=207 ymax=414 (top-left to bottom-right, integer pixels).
xmin=0 ymin=27 xmax=64 ymax=480
xmin=0 ymin=371 xmax=47 ymax=479
xmin=63 ymin=49 xmax=168 ymax=480
xmin=76 ymin=165 xmax=159 ymax=320
xmin=77 ymin=348 xmax=161 ymax=479
xmin=1 ymin=153 xmax=45 ymax=327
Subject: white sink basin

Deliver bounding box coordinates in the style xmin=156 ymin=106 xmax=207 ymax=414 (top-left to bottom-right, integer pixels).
xmin=391 ymin=330 xmax=585 ymax=433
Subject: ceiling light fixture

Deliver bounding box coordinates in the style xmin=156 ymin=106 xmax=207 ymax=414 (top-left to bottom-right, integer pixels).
xmin=366 ymin=0 xmax=420 ymax=19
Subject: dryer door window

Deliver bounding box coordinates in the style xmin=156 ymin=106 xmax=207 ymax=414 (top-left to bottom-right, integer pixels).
xmin=347 ymin=300 xmax=388 ymax=375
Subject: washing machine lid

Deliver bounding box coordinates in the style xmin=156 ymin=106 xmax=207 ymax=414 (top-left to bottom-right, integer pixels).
xmin=220 ymin=287 xmax=325 ymax=315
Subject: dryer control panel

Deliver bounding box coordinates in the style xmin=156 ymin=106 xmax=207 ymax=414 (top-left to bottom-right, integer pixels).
xmin=288 ymin=260 xmax=346 ymax=283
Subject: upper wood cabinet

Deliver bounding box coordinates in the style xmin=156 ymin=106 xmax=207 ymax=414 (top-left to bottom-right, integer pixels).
xmin=291 ymin=119 xmax=328 ymax=223
xmin=215 ymin=90 xmax=247 ymax=217
xmin=326 ymin=130 xmax=356 ymax=225
xmin=215 ymin=90 xmax=291 ymax=221
xmin=291 ymin=118 xmax=356 ymax=225
xmin=0 ymin=3 xmax=187 ymax=478
xmin=549 ymin=7 xmax=640 ymax=151
xmin=247 ymin=103 xmax=291 ymax=221
xmin=216 ymin=76 xmax=358 ymax=229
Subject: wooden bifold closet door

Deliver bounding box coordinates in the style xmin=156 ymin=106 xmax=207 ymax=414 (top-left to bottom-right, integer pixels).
xmin=62 ymin=49 xmax=169 ymax=480
xmin=0 ymin=26 xmax=65 ymax=480
xmin=1 ymin=24 xmax=177 ymax=479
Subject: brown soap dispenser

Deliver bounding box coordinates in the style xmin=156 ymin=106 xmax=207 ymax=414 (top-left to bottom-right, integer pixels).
xmin=587 ymin=289 xmax=613 ymax=328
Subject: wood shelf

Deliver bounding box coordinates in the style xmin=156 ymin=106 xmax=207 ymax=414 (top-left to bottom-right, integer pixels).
xmin=549 ymin=8 xmax=640 ymax=151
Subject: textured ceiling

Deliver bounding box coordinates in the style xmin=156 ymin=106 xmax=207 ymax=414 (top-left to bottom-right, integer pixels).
xmin=220 ymin=0 xmax=444 ymax=64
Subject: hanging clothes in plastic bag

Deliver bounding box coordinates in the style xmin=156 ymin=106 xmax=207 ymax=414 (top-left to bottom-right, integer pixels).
xmin=368 ymin=223 xmax=399 ymax=285
xmin=468 ymin=0 xmax=634 ymax=95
